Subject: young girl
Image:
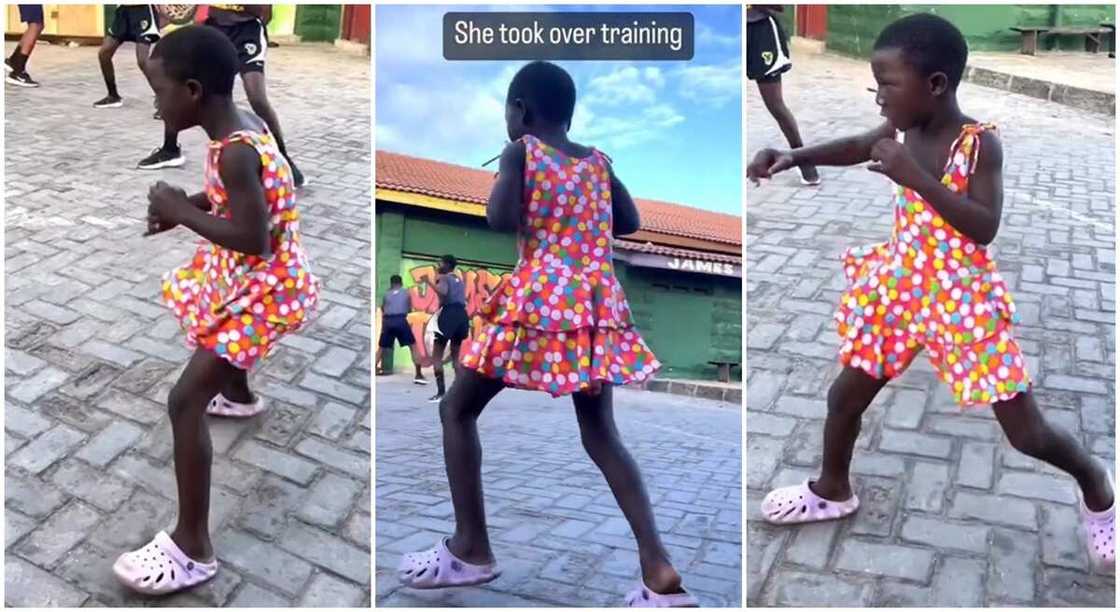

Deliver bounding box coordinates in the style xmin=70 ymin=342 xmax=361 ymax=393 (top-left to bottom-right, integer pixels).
xmin=112 ymin=25 xmax=319 ymax=595
xmin=396 ymin=61 xmax=698 ymax=606
xmin=748 ymin=13 xmax=1114 ymax=569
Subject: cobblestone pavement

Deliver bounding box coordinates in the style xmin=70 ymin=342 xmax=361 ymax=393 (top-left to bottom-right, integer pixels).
xmin=375 ymin=376 xmax=741 ymax=607
xmin=5 ymin=43 xmax=371 ymax=606
xmin=746 ymin=51 xmax=1116 ymax=606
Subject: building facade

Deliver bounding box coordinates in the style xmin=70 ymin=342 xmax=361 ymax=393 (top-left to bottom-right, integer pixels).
xmin=6 ymin=4 xmax=370 ymax=46
xmin=376 ymin=151 xmax=743 ymax=382
xmin=778 ymin=4 xmax=1114 ymax=56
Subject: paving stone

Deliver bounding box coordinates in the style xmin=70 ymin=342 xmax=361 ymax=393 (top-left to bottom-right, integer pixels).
xmin=878 ymin=431 xmax=953 ymax=459
xmin=957 ymin=441 xmax=996 ymax=489
xmin=931 ymin=557 xmax=987 ymax=607
xmin=294 ymin=437 xmax=368 ymax=478
xmin=308 ymin=401 xmax=357 ymax=440
xmin=228 ymin=583 xmax=291 ymax=608
xmin=5 ymin=474 xmax=68 ymax=518
xmin=989 ymin=527 xmax=1039 ymax=603
xmin=764 ymin=569 xmax=874 ymax=606
xmin=240 ymin=476 xmax=308 ymax=540
xmin=5 ymin=557 xmax=89 ymax=607
xmin=949 ymin=491 xmax=1037 ymax=530
xmin=1039 ymin=502 xmax=1088 ymax=570
xmin=14 ymin=500 xmax=102 ymax=567
xmin=5 ymin=403 xmax=53 ymax=438
xmin=6 ymin=510 xmax=37 ymax=548
xmin=280 ymin=522 xmax=370 ymax=584
xmin=235 ymin=441 xmax=319 ymax=485
xmin=219 ymin=530 xmax=315 ymax=597
xmin=905 ymin=462 xmax=950 ymax=513
xmin=299 ymin=572 xmax=367 ymax=607
xmin=298 ymin=473 xmax=362 ymax=527
xmin=834 ymin=540 xmax=934 ymax=581
xmin=8 ymin=424 xmax=86 ymax=474
xmin=299 ymin=371 xmax=368 ymax=405
xmin=850 ymin=476 xmax=901 ymax=537
xmin=900 ymin=516 xmax=989 ymax=553
xmin=997 ymin=470 xmax=1077 ymax=504
xmin=50 ymin=460 xmax=134 ymax=512
xmin=8 ymin=366 xmax=69 ymax=403
xmin=75 ymin=421 xmax=143 ymax=467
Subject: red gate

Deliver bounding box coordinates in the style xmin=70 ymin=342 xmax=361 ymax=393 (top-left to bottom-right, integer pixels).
xmin=796 ymin=5 xmax=828 ymax=41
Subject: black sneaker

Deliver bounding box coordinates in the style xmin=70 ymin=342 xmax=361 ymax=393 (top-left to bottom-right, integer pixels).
xmin=94 ymin=95 xmax=123 ymax=108
xmin=427 ymin=393 xmax=443 ymax=404
xmin=413 ymin=375 xmax=429 ymax=385
xmin=138 ymin=147 xmax=185 ymax=170
xmin=7 ymin=71 xmax=39 ymax=88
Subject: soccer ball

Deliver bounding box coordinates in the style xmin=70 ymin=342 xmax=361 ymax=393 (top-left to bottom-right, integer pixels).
xmin=158 ymin=4 xmax=196 ymax=26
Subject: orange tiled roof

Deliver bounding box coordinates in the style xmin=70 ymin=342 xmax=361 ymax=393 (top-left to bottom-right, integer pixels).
xmin=376 ymin=150 xmax=741 ymax=247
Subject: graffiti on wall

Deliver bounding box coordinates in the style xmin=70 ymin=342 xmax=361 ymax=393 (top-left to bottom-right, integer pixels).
xmin=378 ymin=261 xmax=513 ymax=366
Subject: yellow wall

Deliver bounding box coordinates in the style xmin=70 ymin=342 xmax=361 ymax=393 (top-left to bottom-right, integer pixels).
xmin=7 ymin=4 xmax=104 ymax=37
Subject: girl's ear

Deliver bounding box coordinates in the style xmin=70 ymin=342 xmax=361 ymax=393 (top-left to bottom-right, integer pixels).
xmin=512 ymin=98 xmax=530 ymax=127
xmin=928 ymin=71 xmax=949 ymax=97
xmin=185 ymin=78 xmax=204 ymax=103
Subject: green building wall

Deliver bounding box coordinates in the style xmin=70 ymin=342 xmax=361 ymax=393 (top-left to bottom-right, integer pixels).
xmin=375 ymin=202 xmax=742 ymax=381
xmin=774 ymin=5 xmax=1115 ymax=57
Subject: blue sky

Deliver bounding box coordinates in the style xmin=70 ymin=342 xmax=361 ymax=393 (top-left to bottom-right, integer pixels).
xmin=376 ymin=4 xmax=742 ymax=215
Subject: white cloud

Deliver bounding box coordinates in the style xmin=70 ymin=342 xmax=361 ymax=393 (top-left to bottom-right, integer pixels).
xmin=673 ymin=62 xmax=741 ymax=108
xmin=584 ymin=65 xmax=665 ymax=107
xmin=696 ymin=21 xmax=740 ymax=50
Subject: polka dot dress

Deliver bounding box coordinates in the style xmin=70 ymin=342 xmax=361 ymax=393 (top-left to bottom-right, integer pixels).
xmin=460 ymin=135 xmax=661 ymax=397
xmin=835 ymin=124 xmax=1031 ymax=406
xmin=162 ymin=130 xmax=320 ymax=370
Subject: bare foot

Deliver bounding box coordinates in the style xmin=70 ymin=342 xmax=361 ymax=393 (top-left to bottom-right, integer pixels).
xmin=1083 ymin=463 xmax=1115 ymax=512
xmin=640 ymin=556 xmax=684 ymax=595
xmin=808 ymin=479 xmax=854 ymax=502
xmin=169 ymin=529 xmax=214 ymax=563
xmin=445 ymin=534 xmax=495 ymax=566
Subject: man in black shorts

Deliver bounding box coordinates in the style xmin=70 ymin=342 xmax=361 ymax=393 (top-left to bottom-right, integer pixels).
xmin=6 ymin=5 xmax=44 ymax=88
xmin=139 ymin=3 xmax=306 ymax=187
xmin=94 ymin=4 xmax=161 ymax=109
xmin=377 ymin=275 xmax=428 ymax=385
xmin=425 ymin=255 xmax=471 ymax=404
xmin=747 ymin=5 xmax=819 ymax=185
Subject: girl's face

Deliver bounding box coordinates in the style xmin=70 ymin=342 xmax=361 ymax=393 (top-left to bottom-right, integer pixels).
xmin=870 ymin=47 xmax=944 ymax=130
xmin=148 ymin=58 xmax=200 ymax=132
xmin=505 ymin=99 xmax=528 ymax=141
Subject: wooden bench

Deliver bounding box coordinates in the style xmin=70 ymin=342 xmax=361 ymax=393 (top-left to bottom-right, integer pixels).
xmin=707 ymin=360 xmax=739 ymax=384
xmin=1011 ymin=26 xmax=1113 ymax=55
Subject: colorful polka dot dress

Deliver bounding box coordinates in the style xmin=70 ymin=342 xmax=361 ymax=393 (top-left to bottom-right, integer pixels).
xmin=460 ymin=135 xmax=661 ymax=396
xmin=835 ymin=124 xmax=1031 ymax=406
xmin=162 ymin=130 xmax=320 ymax=370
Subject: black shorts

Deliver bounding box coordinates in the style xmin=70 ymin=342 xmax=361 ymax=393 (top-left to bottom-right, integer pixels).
xmin=205 ymin=18 xmax=268 ymax=73
xmin=435 ymin=304 xmax=470 ymax=343
xmin=379 ymin=315 xmax=415 ymax=349
xmin=108 ymin=5 xmax=160 ymax=44
xmin=746 ymin=15 xmax=792 ymax=82
xmin=18 ymin=5 xmax=43 ymax=25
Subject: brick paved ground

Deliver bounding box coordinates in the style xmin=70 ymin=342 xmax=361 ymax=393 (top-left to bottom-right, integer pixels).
xmin=746 ymin=51 xmax=1116 ymax=606
xmin=5 ymin=43 xmax=371 ymax=606
xmin=375 ymin=376 xmax=741 ymax=607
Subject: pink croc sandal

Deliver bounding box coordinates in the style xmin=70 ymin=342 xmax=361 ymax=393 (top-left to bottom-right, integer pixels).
xmin=207 ymin=393 xmax=266 ymax=418
xmin=112 ymin=531 xmax=218 ymax=595
xmin=398 ymin=537 xmax=500 ymax=589
xmin=762 ymin=480 xmax=859 ymax=525
xmin=624 ymin=582 xmax=700 ymax=607
xmin=1081 ymin=466 xmax=1116 ymax=570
